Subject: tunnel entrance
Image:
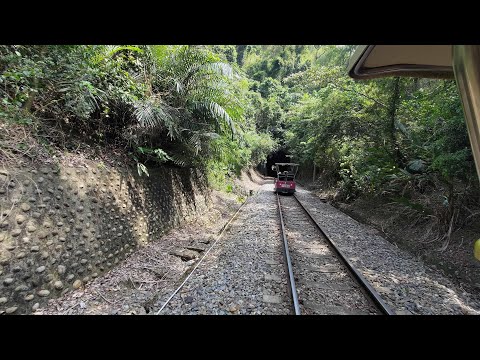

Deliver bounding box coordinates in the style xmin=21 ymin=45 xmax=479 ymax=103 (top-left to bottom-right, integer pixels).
xmin=265 ymin=149 xmax=290 ymax=177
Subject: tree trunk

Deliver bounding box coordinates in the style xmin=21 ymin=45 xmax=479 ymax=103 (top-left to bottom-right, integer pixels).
xmin=388 ymin=77 xmax=404 ymax=167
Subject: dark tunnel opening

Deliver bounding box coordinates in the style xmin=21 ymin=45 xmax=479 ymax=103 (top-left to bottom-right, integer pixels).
xmin=264 ymin=149 xmax=290 ymax=177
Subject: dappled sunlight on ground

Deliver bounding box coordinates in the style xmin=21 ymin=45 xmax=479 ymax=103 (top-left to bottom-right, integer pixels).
xmin=295 ymin=188 xmax=480 ymax=315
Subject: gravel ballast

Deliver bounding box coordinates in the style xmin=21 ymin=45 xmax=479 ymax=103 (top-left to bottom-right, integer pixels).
xmin=158 ymin=183 xmax=291 ymax=315
xmin=36 ymin=179 xmax=480 ymax=315
xmin=294 ymin=187 xmax=480 ymax=315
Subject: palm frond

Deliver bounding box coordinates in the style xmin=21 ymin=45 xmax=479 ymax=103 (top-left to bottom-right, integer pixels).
xmin=186 ymin=131 xmax=221 ymax=155
xmin=169 ymin=153 xmax=191 ymax=167
xmin=191 ymin=101 xmax=236 ymax=137
xmin=137 ymin=162 xmax=149 ymax=177
xmin=202 ymin=62 xmax=233 ymax=78
xmin=133 ymin=98 xmax=181 ymax=139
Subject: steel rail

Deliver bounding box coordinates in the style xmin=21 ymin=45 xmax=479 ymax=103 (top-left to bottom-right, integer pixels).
xmin=292 ymin=193 xmax=395 ymax=315
xmin=276 ymin=193 xmax=301 ymax=315
xmin=156 ymin=193 xmax=253 ymax=315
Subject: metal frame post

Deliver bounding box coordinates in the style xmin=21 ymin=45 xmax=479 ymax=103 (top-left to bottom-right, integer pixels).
xmin=452 ymin=45 xmax=480 ymax=182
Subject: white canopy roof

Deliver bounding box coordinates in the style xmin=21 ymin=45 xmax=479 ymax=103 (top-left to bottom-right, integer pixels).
xmin=348 ymin=45 xmax=454 ymax=79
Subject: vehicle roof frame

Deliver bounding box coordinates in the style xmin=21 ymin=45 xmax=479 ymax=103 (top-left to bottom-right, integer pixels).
xmin=348 ymin=45 xmax=454 ymax=80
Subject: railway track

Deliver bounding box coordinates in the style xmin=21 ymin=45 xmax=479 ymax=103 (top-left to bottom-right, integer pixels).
xmin=276 ymin=192 xmax=395 ymax=315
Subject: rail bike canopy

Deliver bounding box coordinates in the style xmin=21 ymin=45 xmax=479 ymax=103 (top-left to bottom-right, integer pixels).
xmin=348 ymin=45 xmax=454 ymax=79
xmin=272 ymin=163 xmax=299 ymax=177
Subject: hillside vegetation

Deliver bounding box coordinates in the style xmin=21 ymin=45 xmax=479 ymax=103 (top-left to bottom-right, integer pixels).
xmin=1 ymin=45 xmax=479 ymax=248
xmin=0 ymin=45 xmax=276 ymax=191
xmin=237 ymin=45 xmax=479 ymax=249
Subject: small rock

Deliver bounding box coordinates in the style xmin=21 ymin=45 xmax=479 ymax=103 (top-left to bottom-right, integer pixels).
xmin=0 ymin=232 xmax=8 ymax=243
xmin=37 ymin=289 xmax=50 ymax=297
xmin=11 ymin=228 xmax=22 ymax=237
xmin=0 ymin=297 xmax=7 ymax=304
xmin=27 ymin=225 xmax=37 ymax=232
xmin=73 ymin=280 xmax=83 ymax=289
xmin=15 ymin=214 xmax=27 ymax=224
xmin=6 ymin=306 xmax=18 ymax=314
xmin=20 ymin=203 xmax=31 ymax=212
xmin=0 ymin=254 xmax=11 ymax=265
xmin=54 ymin=281 xmax=64 ymax=290
xmin=15 ymin=285 xmax=28 ymax=292
xmin=24 ymin=294 xmax=34 ymax=301
xmin=32 ymin=303 xmax=39 ymax=311
xmin=30 ymin=246 xmax=40 ymax=252
xmin=3 ymin=278 xmax=14 ymax=285
xmin=57 ymin=265 xmax=66 ymax=274
xmin=228 ymin=304 xmax=240 ymax=313
xmin=262 ymin=294 xmax=282 ymax=304
xmin=36 ymin=266 xmax=46 ymax=273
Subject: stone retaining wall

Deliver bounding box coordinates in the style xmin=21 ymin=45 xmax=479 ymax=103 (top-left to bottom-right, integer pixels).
xmin=0 ymin=161 xmax=209 ymax=314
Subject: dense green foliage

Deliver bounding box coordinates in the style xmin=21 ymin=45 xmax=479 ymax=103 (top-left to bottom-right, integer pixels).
xmin=236 ymin=45 xmax=478 ymax=235
xmin=0 ymin=45 xmax=276 ymax=188
xmin=1 ymin=44 xmax=478 ymax=235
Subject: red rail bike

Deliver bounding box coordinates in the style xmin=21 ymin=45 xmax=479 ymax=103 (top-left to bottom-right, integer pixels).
xmin=272 ymin=163 xmax=299 ymax=194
